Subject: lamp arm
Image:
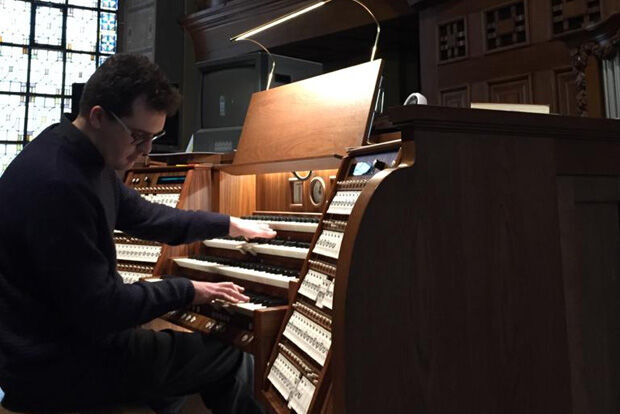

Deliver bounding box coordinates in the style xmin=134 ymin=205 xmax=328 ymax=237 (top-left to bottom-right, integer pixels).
xmin=348 ymin=0 xmax=381 ymax=61
xmin=230 ymin=0 xmax=380 ymax=62
xmin=235 ymin=38 xmax=276 ymax=90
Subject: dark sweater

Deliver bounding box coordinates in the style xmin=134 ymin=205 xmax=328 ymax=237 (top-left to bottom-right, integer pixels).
xmin=0 ymin=117 xmax=229 ymax=384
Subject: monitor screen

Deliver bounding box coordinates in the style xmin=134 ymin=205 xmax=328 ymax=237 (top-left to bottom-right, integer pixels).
xmin=201 ymin=65 xmax=258 ymax=128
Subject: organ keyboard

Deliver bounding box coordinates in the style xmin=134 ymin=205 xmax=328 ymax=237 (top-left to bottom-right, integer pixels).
xmin=173 ymin=255 xmax=300 ymax=289
xmin=115 ymin=164 xmax=222 ymax=283
xmin=241 ymin=215 xmax=320 ymax=233
xmin=164 ymin=211 xmax=326 ymax=394
xmin=203 ymin=237 xmax=311 ymax=259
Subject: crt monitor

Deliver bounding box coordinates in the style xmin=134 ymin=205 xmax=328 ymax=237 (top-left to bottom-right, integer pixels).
xmin=199 ymin=52 xmax=323 ymax=130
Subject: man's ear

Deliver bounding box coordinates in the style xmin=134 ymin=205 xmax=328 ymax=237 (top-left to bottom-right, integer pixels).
xmin=89 ymin=105 xmax=106 ymax=129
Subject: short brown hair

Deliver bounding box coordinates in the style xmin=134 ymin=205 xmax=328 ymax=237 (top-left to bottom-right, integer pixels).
xmin=79 ymin=54 xmax=181 ymax=117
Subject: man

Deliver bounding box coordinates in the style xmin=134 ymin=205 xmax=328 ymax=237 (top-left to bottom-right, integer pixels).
xmin=0 ymin=54 xmax=274 ymax=413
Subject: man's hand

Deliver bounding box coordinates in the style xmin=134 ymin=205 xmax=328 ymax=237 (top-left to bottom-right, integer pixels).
xmin=229 ymin=216 xmax=277 ymax=239
xmin=191 ymin=280 xmax=250 ymax=304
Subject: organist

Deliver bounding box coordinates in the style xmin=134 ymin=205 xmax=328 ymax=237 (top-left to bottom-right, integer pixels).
xmin=0 ymin=54 xmax=273 ymax=414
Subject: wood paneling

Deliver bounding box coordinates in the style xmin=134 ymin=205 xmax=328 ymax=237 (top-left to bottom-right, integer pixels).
xmin=419 ymin=0 xmax=576 ymax=109
xmin=216 ymin=170 xmax=256 ymax=217
xmin=557 ymin=176 xmax=620 ymax=413
xmin=440 ymin=85 xmax=470 ymax=107
xmin=554 ymin=67 xmax=579 ymax=115
xmin=488 ymin=73 xmax=532 ymax=103
xmin=255 ymin=170 xmax=338 ymax=213
xmin=330 ymin=104 xmax=620 ymax=412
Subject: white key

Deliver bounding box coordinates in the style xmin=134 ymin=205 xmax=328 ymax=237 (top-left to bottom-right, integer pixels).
xmin=248 ymin=220 xmax=318 ymax=233
xmin=203 ymin=238 xmax=247 ymax=250
xmin=249 ymin=243 xmax=309 ymax=259
xmin=173 ymin=258 xmax=297 ymax=289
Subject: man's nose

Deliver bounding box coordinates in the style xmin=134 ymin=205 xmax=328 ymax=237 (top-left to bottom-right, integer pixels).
xmin=139 ymin=138 xmax=153 ymax=155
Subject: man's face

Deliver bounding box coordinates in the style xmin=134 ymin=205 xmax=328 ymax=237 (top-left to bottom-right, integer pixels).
xmin=95 ymin=96 xmax=166 ymax=171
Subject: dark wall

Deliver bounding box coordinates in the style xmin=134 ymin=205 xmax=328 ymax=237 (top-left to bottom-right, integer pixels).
xmin=180 ymin=0 xmax=419 ymax=125
xmin=417 ymin=0 xmax=620 ymax=115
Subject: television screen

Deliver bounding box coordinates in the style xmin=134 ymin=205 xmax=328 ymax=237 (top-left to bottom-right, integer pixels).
xmin=201 ymin=65 xmax=258 ymax=128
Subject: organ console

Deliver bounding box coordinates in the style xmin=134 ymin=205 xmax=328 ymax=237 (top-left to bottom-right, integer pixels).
xmin=115 ymin=54 xmax=620 ymax=412
xmin=157 ymin=59 xmax=385 ymax=396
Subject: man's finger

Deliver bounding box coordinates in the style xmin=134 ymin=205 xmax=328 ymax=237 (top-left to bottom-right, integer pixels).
xmin=220 ymin=292 xmax=249 ymax=303
xmin=219 ymin=286 xmax=249 ymax=301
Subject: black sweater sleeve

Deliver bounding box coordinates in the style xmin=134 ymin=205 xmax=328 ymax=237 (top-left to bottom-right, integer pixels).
xmin=27 ymin=181 xmax=195 ymax=335
xmin=115 ymin=176 xmax=230 ymax=244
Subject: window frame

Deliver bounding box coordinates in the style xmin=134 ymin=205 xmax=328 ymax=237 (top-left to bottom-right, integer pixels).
xmin=0 ymin=0 xmax=118 ymax=153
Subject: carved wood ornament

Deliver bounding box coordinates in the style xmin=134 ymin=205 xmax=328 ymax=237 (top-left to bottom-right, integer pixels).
xmin=563 ymin=14 xmax=620 ymax=116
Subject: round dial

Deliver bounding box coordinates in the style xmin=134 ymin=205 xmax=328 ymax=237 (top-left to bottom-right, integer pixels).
xmin=309 ymin=177 xmax=326 ymax=206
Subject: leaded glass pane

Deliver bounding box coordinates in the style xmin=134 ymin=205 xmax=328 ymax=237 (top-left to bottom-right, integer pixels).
xmin=30 ymin=49 xmax=64 ymax=95
xmin=0 ymin=46 xmax=28 ymax=93
xmin=64 ymin=52 xmax=96 ymax=94
xmin=98 ymin=54 xmax=110 ymax=66
xmin=68 ymin=0 xmax=98 ymax=7
xmin=35 ymin=6 xmax=64 ymax=46
xmin=101 ymin=0 xmax=118 ymax=11
xmin=0 ymin=0 xmax=31 ymax=45
xmin=64 ymin=97 xmax=72 ymax=114
xmin=67 ymin=8 xmax=98 ymax=52
xmin=27 ymin=95 xmax=62 ymax=141
xmin=0 ymin=143 xmax=23 ymax=177
xmin=99 ymin=12 xmax=117 ymax=53
xmin=0 ymin=94 xmax=26 ymax=142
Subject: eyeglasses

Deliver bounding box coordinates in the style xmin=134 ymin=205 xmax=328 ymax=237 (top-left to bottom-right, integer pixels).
xmin=106 ymin=109 xmax=166 ymax=146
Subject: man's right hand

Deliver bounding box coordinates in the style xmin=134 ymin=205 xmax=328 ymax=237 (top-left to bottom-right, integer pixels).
xmin=190 ymin=280 xmax=249 ymax=304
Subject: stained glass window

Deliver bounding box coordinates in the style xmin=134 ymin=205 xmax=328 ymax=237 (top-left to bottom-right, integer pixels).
xmin=0 ymin=143 xmax=23 ymax=176
xmin=27 ymin=96 xmax=63 ymax=141
xmin=0 ymin=94 xmax=26 ymax=142
xmin=67 ymin=8 xmax=98 ymax=52
xmin=0 ymin=0 xmax=31 ymax=45
xmin=64 ymin=52 xmax=96 ymax=95
xmin=0 ymin=46 xmax=28 ymax=93
xmin=30 ymin=49 xmax=64 ymax=95
xmin=69 ymin=0 xmax=99 ymax=7
xmin=0 ymin=0 xmax=118 ymax=175
xmin=35 ymin=6 xmax=64 ymax=46
xmin=101 ymin=0 xmax=119 ymax=11
xmin=64 ymin=97 xmax=72 ymax=115
xmin=100 ymin=12 xmax=117 ymax=54
xmin=98 ymin=55 xmax=110 ymax=66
